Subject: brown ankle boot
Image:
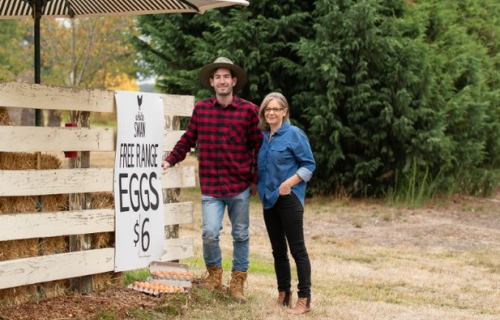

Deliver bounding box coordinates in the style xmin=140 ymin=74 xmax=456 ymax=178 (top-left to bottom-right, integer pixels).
xmin=287 ymin=297 xmax=311 ymax=315
xmin=229 ymin=271 xmax=248 ymax=304
xmin=277 ymin=291 xmax=293 ymax=307
xmin=202 ymin=266 xmax=223 ymax=291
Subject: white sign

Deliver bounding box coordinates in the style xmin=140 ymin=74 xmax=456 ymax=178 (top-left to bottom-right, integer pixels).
xmin=114 ymin=91 xmax=165 ymax=272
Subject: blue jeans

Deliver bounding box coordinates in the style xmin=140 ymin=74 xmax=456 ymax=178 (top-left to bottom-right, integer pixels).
xmin=201 ymin=187 xmax=250 ymax=272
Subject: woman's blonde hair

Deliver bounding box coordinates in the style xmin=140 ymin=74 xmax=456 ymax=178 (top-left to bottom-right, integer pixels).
xmin=258 ymin=92 xmax=290 ymax=131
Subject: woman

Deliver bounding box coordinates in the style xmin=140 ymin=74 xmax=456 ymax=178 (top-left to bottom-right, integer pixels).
xmin=257 ymin=92 xmax=316 ymax=315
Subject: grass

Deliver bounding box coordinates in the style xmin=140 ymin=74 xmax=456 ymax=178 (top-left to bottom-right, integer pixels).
xmin=384 ymin=162 xmax=443 ymax=208
xmin=82 ymin=152 xmax=498 ymax=319
xmin=124 ymin=269 xmax=150 ymax=286
xmin=114 ymin=183 xmax=500 ymax=320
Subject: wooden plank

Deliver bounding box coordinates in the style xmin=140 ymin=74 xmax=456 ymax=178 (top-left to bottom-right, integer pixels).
xmin=161 ymin=238 xmax=194 ymax=262
xmin=163 ymin=130 xmax=184 ymax=152
xmin=0 ymin=209 xmax=114 ymax=241
xmin=164 ymin=202 xmax=193 ymax=226
xmin=0 ymin=83 xmax=195 ymax=116
xmin=0 ymin=237 xmax=193 ymax=289
xmin=0 ymin=203 xmax=194 ymax=241
xmin=0 ymin=248 xmax=114 ymax=290
xmin=0 ymin=168 xmax=112 ymax=196
xmin=0 ymin=126 xmax=187 ymax=152
xmin=163 ymin=107 xmax=182 ymax=243
xmin=0 ymin=83 xmax=195 ymax=115
xmin=0 ymin=167 xmax=196 ymax=196
xmin=0 ymin=82 xmax=114 ymax=113
xmin=162 ymin=94 xmax=194 ymax=117
xmin=0 ymin=126 xmax=115 ymax=152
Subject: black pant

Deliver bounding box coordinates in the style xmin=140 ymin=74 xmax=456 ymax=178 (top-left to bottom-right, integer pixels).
xmin=263 ymin=193 xmax=311 ymax=298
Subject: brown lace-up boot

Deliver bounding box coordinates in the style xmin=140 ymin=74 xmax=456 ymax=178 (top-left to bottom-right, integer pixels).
xmin=202 ymin=266 xmax=223 ymax=291
xmin=229 ymin=271 xmax=248 ymax=303
xmin=277 ymin=291 xmax=293 ymax=307
xmin=287 ymin=297 xmax=311 ymax=315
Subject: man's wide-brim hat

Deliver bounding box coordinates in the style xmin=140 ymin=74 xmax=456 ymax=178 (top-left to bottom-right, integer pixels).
xmin=199 ymin=57 xmax=247 ymax=92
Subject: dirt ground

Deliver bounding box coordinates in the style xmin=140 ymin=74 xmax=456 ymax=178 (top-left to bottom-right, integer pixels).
xmin=0 ymin=288 xmax=172 ymax=320
xmin=1 ymin=153 xmax=499 ymax=319
xmin=305 ymin=194 xmax=500 ymax=250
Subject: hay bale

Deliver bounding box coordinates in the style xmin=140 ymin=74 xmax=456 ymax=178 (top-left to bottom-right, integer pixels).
xmin=0 ymin=152 xmax=61 ymax=170
xmin=91 ymin=192 xmax=115 ymax=249
xmin=0 ymin=196 xmax=38 ymax=214
xmin=93 ymin=272 xmax=123 ymax=291
xmin=40 ymin=280 xmax=68 ymax=299
xmin=0 ymin=107 xmax=12 ymax=125
xmin=41 ymin=194 xmax=68 ymax=213
xmin=91 ymin=192 xmax=114 ymax=209
xmin=92 ymin=273 xmax=114 ymax=291
xmin=39 ymin=237 xmax=67 ymax=255
xmin=0 ymin=240 xmax=38 ymax=262
xmin=0 ymin=152 xmax=122 ymax=304
xmin=0 ymin=286 xmax=38 ymax=307
xmin=0 ymin=153 xmax=66 ymax=214
xmin=90 ymin=192 xmax=119 ymax=288
xmin=0 ymin=152 xmax=67 ymax=305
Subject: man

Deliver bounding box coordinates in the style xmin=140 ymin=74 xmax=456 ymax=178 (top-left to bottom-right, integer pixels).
xmin=162 ymin=57 xmax=262 ymax=303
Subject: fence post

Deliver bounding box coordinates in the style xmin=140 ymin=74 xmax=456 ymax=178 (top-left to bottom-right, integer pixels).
xmin=68 ymin=110 xmax=93 ymax=292
xmin=163 ymin=113 xmax=180 ymax=246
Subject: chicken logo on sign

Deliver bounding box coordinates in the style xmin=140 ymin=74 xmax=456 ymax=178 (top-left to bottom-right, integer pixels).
xmin=135 ymin=95 xmax=145 ymax=138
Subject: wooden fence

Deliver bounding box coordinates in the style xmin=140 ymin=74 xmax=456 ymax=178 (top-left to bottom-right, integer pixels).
xmin=0 ymin=82 xmax=196 ymax=291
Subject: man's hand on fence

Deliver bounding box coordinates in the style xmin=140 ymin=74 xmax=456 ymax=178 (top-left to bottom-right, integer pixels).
xmin=162 ymin=161 xmax=171 ymax=170
xmin=162 ymin=161 xmax=179 ymax=170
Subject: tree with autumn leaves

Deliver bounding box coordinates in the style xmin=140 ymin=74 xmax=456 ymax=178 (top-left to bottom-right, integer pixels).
xmin=0 ymin=17 xmax=139 ymax=125
xmin=0 ymin=17 xmax=137 ymax=89
xmin=39 ymin=18 xmax=137 ymax=89
xmin=0 ymin=21 xmax=29 ymax=83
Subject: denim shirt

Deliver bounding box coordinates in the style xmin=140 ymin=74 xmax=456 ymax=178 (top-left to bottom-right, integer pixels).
xmin=257 ymin=121 xmax=316 ymax=210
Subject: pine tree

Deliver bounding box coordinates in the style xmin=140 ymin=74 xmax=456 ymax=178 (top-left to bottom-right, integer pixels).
xmin=132 ymin=0 xmax=315 ymax=109
xmin=294 ymin=0 xmax=451 ymax=195
xmin=132 ymin=0 xmax=500 ymax=197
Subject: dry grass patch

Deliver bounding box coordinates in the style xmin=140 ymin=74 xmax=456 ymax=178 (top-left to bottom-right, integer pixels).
xmin=177 ymin=187 xmax=500 ymax=320
xmin=3 ymin=151 xmax=499 ymax=319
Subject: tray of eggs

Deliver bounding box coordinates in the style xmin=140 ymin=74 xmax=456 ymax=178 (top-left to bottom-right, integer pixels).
xmin=149 ymin=261 xmax=193 ymax=288
xmin=129 ymin=280 xmax=186 ymax=295
xmin=151 ymin=270 xmax=194 ymax=280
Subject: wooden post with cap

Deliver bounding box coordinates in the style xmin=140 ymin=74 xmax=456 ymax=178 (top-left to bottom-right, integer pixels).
xmin=163 ymin=112 xmax=180 ymax=252
xmin=68 ymin=110 xmax=93 ymax=292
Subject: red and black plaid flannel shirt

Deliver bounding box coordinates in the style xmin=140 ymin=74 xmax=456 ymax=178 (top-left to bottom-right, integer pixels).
xmin=165 ymin=96 xmax=263 ymax=197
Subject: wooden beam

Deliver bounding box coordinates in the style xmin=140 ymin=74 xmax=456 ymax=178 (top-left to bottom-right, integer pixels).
xmin=163 ymin=130 xmax=184 ymax=152
xmin=0 ymin=248 xmax=114 ymax=290
xmin=162 ymin=94 xmax=194 ymax=117
xmin=163 ymin=105 xmax=183 ymax=247
xmin=0 ymin=168 xmax=112 ymax=196
xmin=0 ymin=237 xmax=194 ymax=290
xmin=0 ymin=209 xmax=114 ymax=241
xmin=0 ymin=82 xmax=115 ymax=113
xmin=0 ymin=167 xmax=196 ymax=196
xmin=0 ymin=202 xmax=194 ymax=241
xmin=0 ymin=83 xmax=195 ymax=117
xmin=0 ymin=126 xmax=186 ymax=152
xmin=164 ymin=202 xmax=194 ymax=226
xmin=0 ymin=126 xmax=115 ymax=152
xmin=161 ymin=238 xmax=194 ymax=262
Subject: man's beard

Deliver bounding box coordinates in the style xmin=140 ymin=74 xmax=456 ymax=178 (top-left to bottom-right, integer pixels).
xmin=215 ymin=87 xmax=233 ymax=96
